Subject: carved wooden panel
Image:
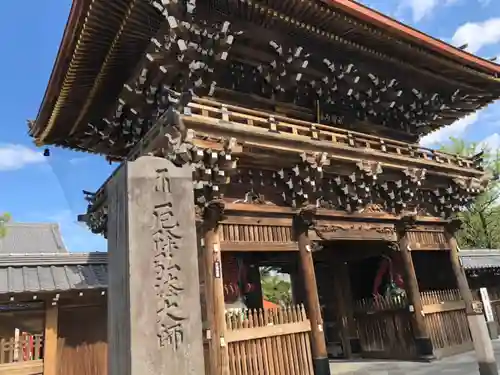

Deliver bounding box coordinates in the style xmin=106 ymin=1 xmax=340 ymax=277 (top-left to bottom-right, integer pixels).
xmin=219 ymin=224 xmax=293 ymax=243
xmin=408 ymin=227 xmax=448 ymax=250
xmin=218 ymin=216 xmax=297 ymax=251
xmin=310 ymin=221 xmax=397 ymax=242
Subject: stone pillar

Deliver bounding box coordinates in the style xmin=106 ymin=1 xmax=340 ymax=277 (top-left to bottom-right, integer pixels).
xmin=396 ymin=218 xmax=433 ymax=359
xmin=107 ymin=156 xmax=205 ymax=375
xmin=446 ymin=219 xmax=498 ymax=375
xmin=295 ymin=207 xmax=331 ymax=375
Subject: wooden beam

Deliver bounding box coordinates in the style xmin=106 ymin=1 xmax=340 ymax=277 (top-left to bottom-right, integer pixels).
xmin=43 ymin=304 xmax=58 ymax=375
xmin=220 ymin=242 xmax=298 ymax=252
xmin=203 ymin=203 xmax=230 ymax=375
xmin=397 ymin=223 xmax=432 ymax=358
xmin=225 ymin=321 xmax=311 ymax=343
xmin=295 ymin=208 xmax=331 ymax=375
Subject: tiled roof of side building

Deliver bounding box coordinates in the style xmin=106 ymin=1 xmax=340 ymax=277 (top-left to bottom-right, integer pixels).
xmin=459 ymin=249 xmax=500 ymax=270
xmin=0 ymin=223 xmax=67 ymax=254
xmin=0 ymin=252 xmax=108 ymax=295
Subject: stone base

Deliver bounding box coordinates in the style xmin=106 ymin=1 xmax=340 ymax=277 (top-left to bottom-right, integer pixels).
xmin=487 ymin=321 xmax=499 ymax=340
xmin=313 ymin=357 xmax=331 ymax=375
xmin=478 ymin=361 xmax=499 ymax=375
xmin=468 ymin=314 xmax=499 ymax=375
xmin=415 ymin=337 xmax=434 ymax=358
xmin=349 ymin=338 xmax=361 ymax=354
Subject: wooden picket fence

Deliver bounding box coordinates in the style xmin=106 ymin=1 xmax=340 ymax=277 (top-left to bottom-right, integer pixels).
xmin=421 ymin=289 xmax=473 ymax=358
xmin=225 ymin=305 xmax=314 ymax=375
xmin=0 ymin=334 xmax=43 ymax=364
xmin=353 ymin=295 xmax=417 ymax=359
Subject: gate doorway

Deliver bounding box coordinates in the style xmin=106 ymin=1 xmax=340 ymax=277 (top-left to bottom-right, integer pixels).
xmin=314 ymin=240 xmax=418 ymax=360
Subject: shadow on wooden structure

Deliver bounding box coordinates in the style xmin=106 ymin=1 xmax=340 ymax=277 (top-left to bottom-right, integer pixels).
xmin=57 ymin=305 xmax=107 ymax=375
xmin=353 ymin=295 xmax=416 ymax=360
xmin=225 ymin=305 xmax=314 ymax=375
xmin=421 ymin=289 xmax=473 ymax=359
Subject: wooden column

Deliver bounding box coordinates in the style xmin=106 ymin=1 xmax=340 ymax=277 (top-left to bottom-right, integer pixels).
xmin=295 ymin=207 xmax=330 ymax=375
xmin=202 ymin=201 xmax=229 ymax=375
xmin=446 ymin=219 xmax=498 ymax=375
xmin=43 ymin=304 xmax=59 ymax=375
xmin=107 ymin=156 xmax=205 ymax=375
xmin=332 ymin=260 xmax=359 ymax=357
xmin=396 ymin=217 xmax=433 ymax=358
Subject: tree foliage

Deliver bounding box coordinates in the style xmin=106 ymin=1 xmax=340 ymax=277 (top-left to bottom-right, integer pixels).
xmin=0 ymin=213 xmax=11 ymax=238
xmin=259 ymin=267 xmax=292 ymax=306
xmin=439 ymin=137 xmax=500 ymax=249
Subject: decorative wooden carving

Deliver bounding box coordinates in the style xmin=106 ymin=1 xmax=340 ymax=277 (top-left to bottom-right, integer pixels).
xmin=313 ymin=222 xmax=396 ymax=241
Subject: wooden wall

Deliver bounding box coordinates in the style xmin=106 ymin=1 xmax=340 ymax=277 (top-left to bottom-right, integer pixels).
xmin=57 ymin=305 xmax=107 ymax=375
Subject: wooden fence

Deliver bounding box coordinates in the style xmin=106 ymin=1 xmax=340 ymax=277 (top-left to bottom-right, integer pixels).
xmin=225 ymin=305 xmax=314 ymax=375
xmin=0 ymin=334 xmax=43 ymax=364
xmin=353 ymin=295 xmax=417 ymax=360
xmin=421 ymin=289 xmax=473 ymax=358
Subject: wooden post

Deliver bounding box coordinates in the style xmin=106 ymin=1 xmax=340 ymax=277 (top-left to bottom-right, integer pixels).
xmin=43 ymin=304 xmax=58 ymax=375
xmin=295 ymin=207 xmax=330 ymax=375
xmin=107 ymin=156 xmax=205 ymax=375
xmin=202 ymin=201 xmax=230 ymax=375
xmin=396 ymin=217 xmax=433 ymax=359
xmin=446 ymin=219 xmax=498 ymax=375
xmin=332 ymin=260 xmax=359 ymax=357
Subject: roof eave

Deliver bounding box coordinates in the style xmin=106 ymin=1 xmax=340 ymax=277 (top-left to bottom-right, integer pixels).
xmin=326 ymin=0 xmax=500 ymax=76
xmin=32 ymin=0 xmax=90 ymax=140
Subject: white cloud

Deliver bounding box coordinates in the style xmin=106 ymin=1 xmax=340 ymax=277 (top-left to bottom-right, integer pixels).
xmin=0 ymin=144 xmax=45 ymax=171
xmin=477 ymin=133 xmax=500 ymax=153
xmin=419 ymin=113 xmax=479 ymax=147
xmin=397 ymin=0 xmax=457 ymax=23
xmin=451 ymin=18 xmax=500 ymax=54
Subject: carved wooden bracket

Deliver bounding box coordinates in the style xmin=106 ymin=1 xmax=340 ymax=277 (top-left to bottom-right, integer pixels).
xmin=202 ymin=200 xmax=226 ymax=230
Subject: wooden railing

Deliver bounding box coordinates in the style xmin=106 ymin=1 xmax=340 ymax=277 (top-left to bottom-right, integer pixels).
xmin=0 ymin=334 xmax=43 ymax=364
xmin=185 ymin=96 xmax=481 ymax=172
xmin=420 ymin=289 xmax=473 ymax=358
xmin=0 ymin=360 xmax=43 ymax=375
xmin=225 ymin=305 xmax=314 ymax=375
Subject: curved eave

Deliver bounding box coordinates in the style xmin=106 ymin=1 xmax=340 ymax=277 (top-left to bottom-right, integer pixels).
xmin=31 ymin=0 xmax=92 ymax=139
xmin=327 ymin=0 xmax=500 ymax=76
xmin=32 ymin=0 xmax=500 ymax=148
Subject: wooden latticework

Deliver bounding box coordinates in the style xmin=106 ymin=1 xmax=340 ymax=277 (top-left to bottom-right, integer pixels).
xmin=219 ymin=224 xmax=293 ymax=243
xmin=225 ymin=305 xmax=314 ymax=375
xmin=421 ymin=289 xmax=473 ymax=358
xmin=353 ymin=295 xmax=417 ymax=359
xmin=407 ymin=227 xmax=448 ymax=250
xmin=0 ymin=334 xmax=43 ymax=364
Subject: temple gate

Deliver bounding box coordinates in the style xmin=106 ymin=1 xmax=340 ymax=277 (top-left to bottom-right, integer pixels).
xmin=30 ymin=0 xmax=500 ymax=374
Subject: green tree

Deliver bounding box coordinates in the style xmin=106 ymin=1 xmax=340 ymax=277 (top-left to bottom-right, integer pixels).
xmin=439 ymin=137 xmax=500 ymax=249
xmin=260 ymin=273 xmax=292 ymax=306
xmin=0 ymin=213 xmax=11 ymax=238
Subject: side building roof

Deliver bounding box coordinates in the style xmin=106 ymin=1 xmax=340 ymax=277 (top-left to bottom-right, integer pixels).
xmin=0 ymin=252 xmax=107 ymax=295
xmin=459 ymin=249 xmax=500 ymax=271
xmin=0 ymin=223 xmax=67 ymax=254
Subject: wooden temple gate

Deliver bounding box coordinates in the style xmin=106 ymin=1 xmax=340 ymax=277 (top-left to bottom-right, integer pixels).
xmin=29 ymin=0 xmax=500 ymax=374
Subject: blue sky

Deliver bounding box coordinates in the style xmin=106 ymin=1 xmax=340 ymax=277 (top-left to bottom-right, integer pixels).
xmin=0 ymin=1 xmax=499 ymax=252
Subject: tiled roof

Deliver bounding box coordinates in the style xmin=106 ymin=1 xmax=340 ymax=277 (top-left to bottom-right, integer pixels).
xmin=459 ymin=249 xmax=500 ymax=270
xmin=0 ymin=223 xmax=67 ymax=254
xmin=0 ymin=253 xmax=107 ymax=295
